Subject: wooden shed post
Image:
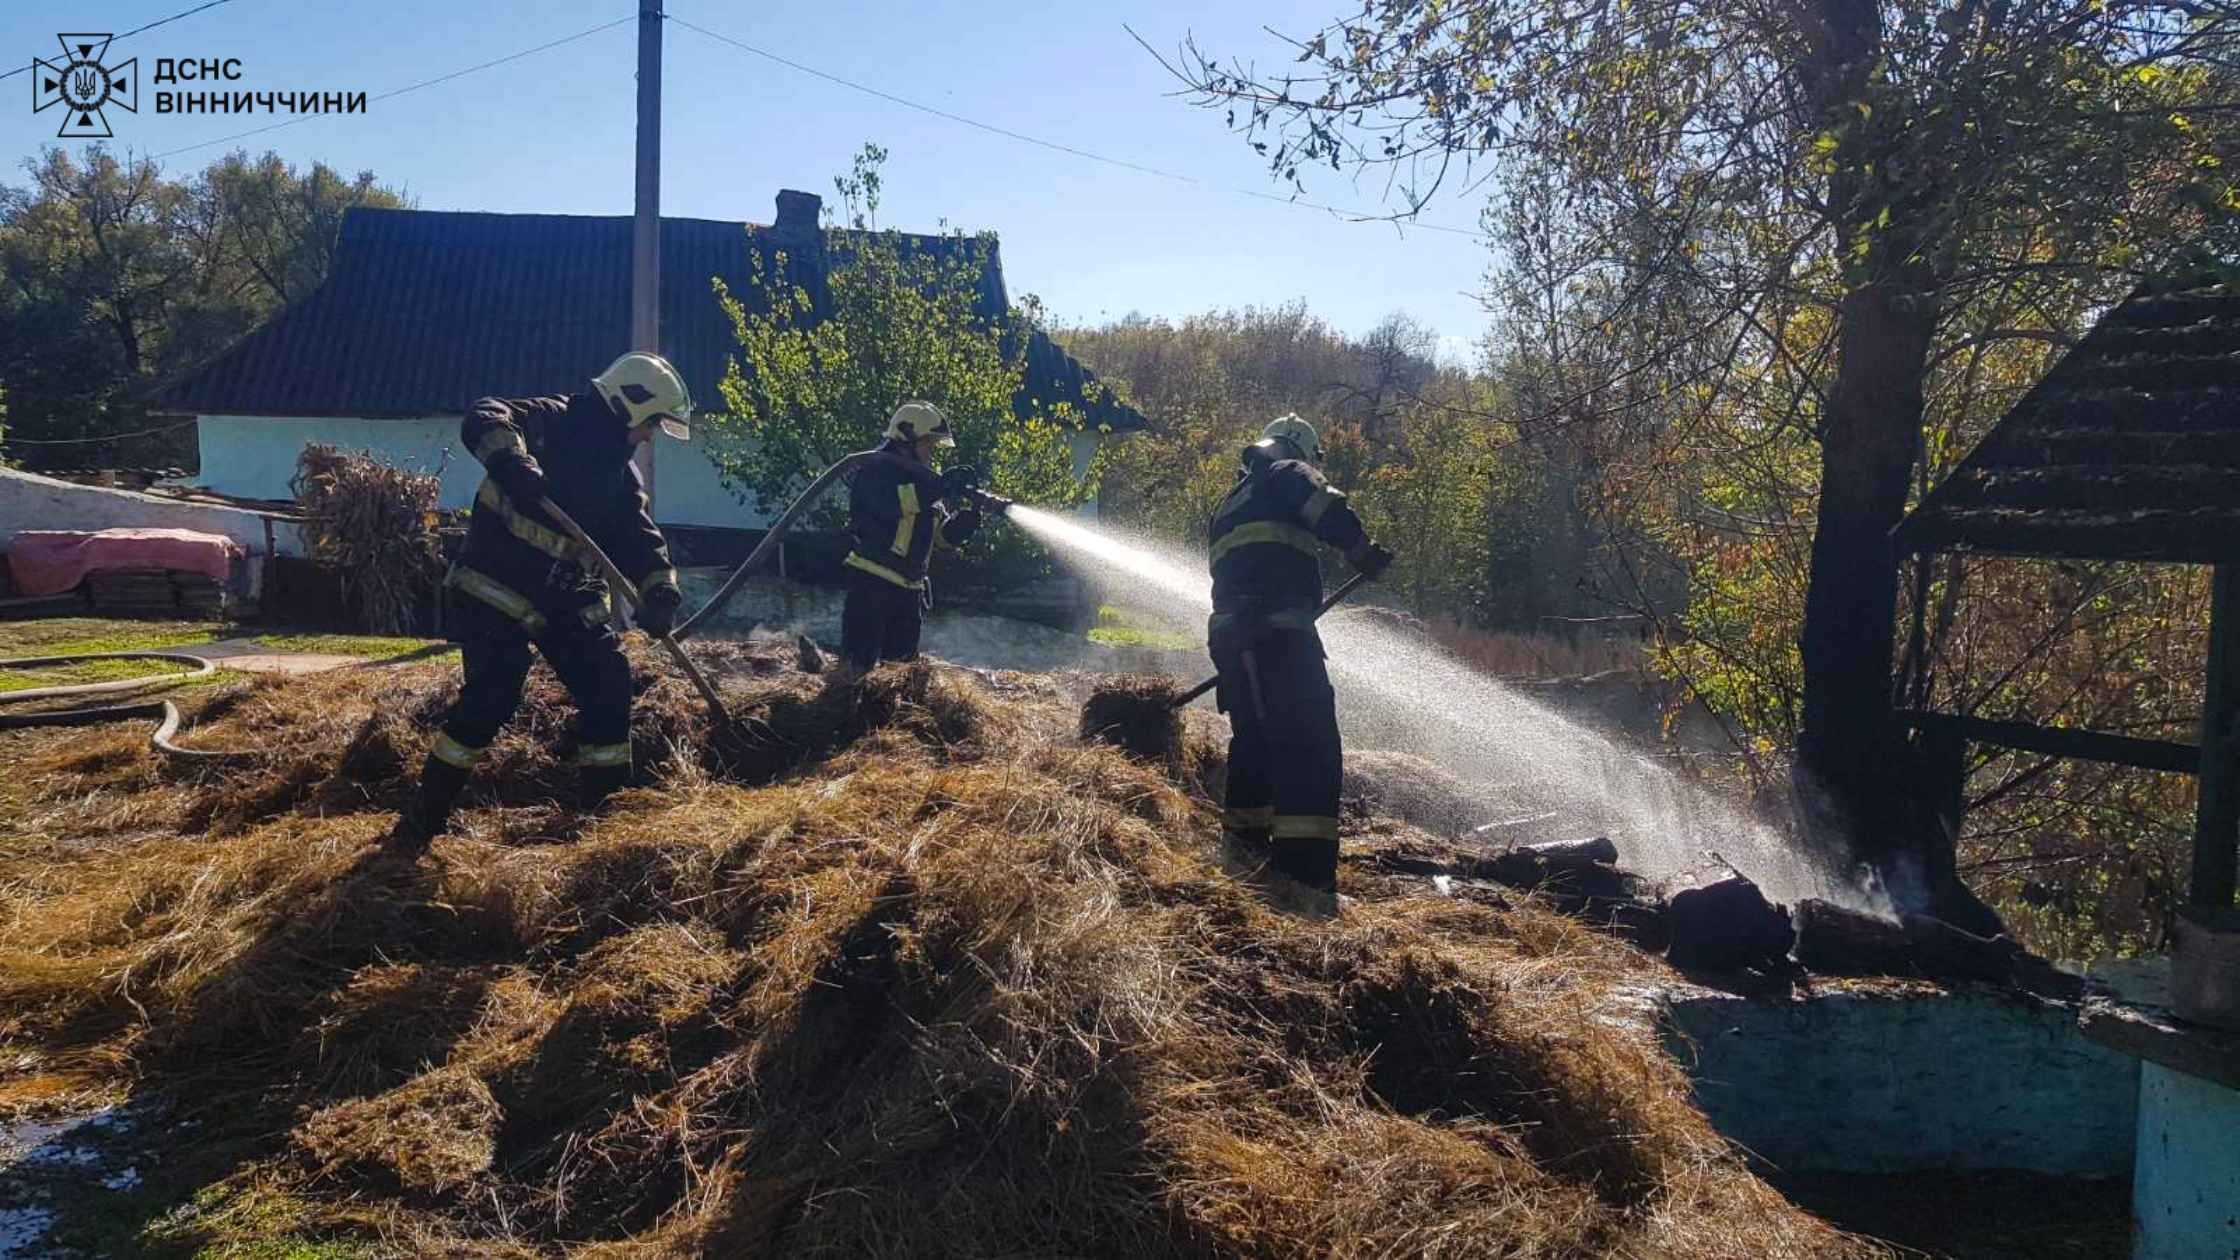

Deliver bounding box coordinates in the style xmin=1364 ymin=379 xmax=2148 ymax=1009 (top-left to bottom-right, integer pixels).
xmin=2194 ymin=564 xmax=2240 ymax=908
xmin=1919 ymin=716 xmax=1969 ymax=858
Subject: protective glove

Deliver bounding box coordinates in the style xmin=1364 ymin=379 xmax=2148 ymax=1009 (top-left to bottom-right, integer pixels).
xmin=938 ymin=465 xmax=983 ymax=502
xmin=491 ymin=456 xmax=551 ymax=508
xmin=635 ymin=582 xmax=682 ymax=638
xmin=943 ymin=506 xmax=984 ymax=546
xmin=1348 ymin=540 xmax=1396 ymax=581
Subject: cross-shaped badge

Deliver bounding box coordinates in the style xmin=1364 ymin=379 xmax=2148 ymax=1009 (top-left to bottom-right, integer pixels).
xmin=32 ymin=34 xmax=138 ymax=139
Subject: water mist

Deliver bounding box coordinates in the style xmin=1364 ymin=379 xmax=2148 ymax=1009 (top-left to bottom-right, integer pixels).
xmin=1006 ymin=505 xmax=1865 ymax=908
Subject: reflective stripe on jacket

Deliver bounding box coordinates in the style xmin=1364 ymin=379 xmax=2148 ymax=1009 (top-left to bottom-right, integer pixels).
xmin=845 ymin=439 xmax=970 ymax=587
xmin=1207 ymin=454 xmax=1368 ymax=615
xmin=456 ymin=392 xmax=676 ymax=623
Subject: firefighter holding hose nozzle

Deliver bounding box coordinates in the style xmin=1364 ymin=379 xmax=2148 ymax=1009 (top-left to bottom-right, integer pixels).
xmin=1208 ymin=415 xmax=1393 ymax=900
xmin=388 ymin=352 xmax=693 ymax=855
xmin=839 ymin=401 xmax=988 ymax=671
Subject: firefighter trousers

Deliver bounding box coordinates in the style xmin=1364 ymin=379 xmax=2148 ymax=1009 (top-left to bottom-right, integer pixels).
xmin=427 ymin=605 xmax=635 ymax=802
xmin=840 ymin=567 xmax=924 ymax=672
xmin=1211 ymin=624 xmax=1343 ymax=892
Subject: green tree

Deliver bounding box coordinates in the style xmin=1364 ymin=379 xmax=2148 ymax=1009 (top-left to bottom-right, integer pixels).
xmin=706 ymin=145 xmax=1093 ymax=585
xmin=1069 ymin=306 xmax=1560 ymax=628
xmin=0 ymin=146 xmax=403 ymax=468
xmin=1179 ymin=0 xmax=2240 ymax=929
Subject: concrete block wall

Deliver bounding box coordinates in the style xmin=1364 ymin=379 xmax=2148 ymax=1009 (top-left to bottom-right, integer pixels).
xmin=2134 ymin=1062 xmax=2240 ymax=1260
xmin=1661 ymin=985 xmax=2139 ymax=1177
xmin=0 ymin=467 xmax=303 ymax=563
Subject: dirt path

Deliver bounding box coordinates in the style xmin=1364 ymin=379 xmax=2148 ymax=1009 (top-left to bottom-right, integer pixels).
xmin=185 ymin=638 xmax=372 ymax=675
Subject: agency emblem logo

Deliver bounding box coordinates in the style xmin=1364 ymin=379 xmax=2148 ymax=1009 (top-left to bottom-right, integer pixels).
xmin=32 ymin=34 xmax=139 ymax=138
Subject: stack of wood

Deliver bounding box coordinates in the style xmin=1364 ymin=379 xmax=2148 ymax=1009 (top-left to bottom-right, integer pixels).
xmin=84 ymin=568 xmax=227 ymax=619
xmin=1371 ymin=838 xmax=2081 ymax=995
xmin=1793 ymin=898 xmax=2083 ymax=998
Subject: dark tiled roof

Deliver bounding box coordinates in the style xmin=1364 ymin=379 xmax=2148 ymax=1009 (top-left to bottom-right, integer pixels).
xmin=156 ymin=202 xmax=1146 ymax=434
xmin=1898 ymin=265 xmax=2240 ymax=563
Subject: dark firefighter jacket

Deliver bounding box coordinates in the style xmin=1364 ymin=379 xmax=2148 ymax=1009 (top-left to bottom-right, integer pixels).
xmin=449 ymin=393 xmax=679 ymax=636
xmin=1208 ymin=452 xmax=1371 ymax=627
xmin=843 ymin=439 xmax=975 ymax=590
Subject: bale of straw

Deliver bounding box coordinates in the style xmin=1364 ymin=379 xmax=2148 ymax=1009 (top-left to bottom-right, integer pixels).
xmin=1080 ymin=675 xmax=1186 ymax=764
xmin=0 ymin=650 xmax=1885 ymax=1260
xmin=292 ymin=444 xmax=444 ymax=635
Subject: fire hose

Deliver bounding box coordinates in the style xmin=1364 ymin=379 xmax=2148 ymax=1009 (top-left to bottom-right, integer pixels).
xmin=662 ymin=449 xmax=1013 ymax=642
xmin=1168 ymin=570 xmax=1375 ymax=710
xmin=0 ymin=457 xmax=1008 ymax=755
xmin=672 ymin=450 xmax=878 ymax=641
xmin=535 ymin=498 xmax=733 ymax=726
xmin=0 ymin=651 xmax=257 ymax=761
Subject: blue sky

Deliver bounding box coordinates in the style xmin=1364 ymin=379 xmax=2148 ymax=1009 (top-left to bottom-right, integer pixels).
xmin=4 ymin=1 xmax=1494 ymax=361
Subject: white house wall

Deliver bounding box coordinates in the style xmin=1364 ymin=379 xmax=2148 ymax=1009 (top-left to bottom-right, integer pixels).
xmin=653 ymin=431 xmax=775 ymax=530
xmin=192 ymin=416 xmax=1118 ymax=529
xmin=1067 ymin=430 xmax=1101 ymax=520
xmin=197 ymin=415 xmax=479 ymax=510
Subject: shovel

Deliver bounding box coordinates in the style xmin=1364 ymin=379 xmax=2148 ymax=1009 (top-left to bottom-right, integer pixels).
xmin=1170 ymin=570 xmax=1375 ymax=709
xmin=537 ymin=498 xmax=731 ymax=725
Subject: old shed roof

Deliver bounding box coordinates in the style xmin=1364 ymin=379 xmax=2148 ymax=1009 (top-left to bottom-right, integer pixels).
xmin=1899 ymin=264 xmax=2240 ymax=564
xmin=156 ymin=196 xmax=1146 ymax=434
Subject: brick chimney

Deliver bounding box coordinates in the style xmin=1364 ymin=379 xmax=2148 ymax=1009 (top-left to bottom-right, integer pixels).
xmin=774 ymin=189 xmax=822 ymax=238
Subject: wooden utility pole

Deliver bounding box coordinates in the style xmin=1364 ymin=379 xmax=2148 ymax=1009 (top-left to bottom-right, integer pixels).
xmin=631 ymin=0 xmax=663 ymax=505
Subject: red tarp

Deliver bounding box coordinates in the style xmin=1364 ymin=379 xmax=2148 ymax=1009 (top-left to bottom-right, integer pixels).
xmin=5 ymin=528 xmax=242 ymax=597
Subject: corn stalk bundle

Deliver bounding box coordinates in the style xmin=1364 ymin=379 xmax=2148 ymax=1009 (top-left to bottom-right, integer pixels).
xmin=291 ymin=444 xmax=443 ymax=635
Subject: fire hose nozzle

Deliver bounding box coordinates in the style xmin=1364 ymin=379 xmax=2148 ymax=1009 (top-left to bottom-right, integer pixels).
xmin=966 ymin=487 xmax=1015 ymax=516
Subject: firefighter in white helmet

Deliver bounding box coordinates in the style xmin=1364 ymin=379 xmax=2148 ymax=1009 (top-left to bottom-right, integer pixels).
xmin=1206 ymin=414 xmax=1393 ymax=899
xmin=838 ymin=400 xmax=986 ymax=670
xmin=389 ymin=351 xmax=692 ymax=855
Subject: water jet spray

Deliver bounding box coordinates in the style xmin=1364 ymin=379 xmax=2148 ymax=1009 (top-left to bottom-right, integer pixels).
xmin=998 ymin=508 xmax=1876 ymax=909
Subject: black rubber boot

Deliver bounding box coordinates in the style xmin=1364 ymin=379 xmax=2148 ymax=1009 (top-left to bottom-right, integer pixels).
xmin=388 ymin=758 xmax=471 ymax=855
xmin=1223 ymin=828 xmax=1274 ymax=867
xmin=577 ymin=763 xmax=631 ymax=812
xmin=1271 ymin=837 xmax=1340 ymax=895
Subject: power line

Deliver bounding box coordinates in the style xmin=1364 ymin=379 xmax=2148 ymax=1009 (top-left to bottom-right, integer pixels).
xmin=149 ymin=13 xmax=635 ymax=162
xmin=3 ymin=418 xmax=200 ymax=445
xmin=667 ymin=15 xmax=1481 ymax=240
xmin=3 ymin=0 xmax=242 ymax=82
xmin=671 ymin=16 xmax=1191 ymax=186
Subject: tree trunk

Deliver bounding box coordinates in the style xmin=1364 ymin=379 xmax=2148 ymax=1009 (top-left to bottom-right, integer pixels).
xmin=1790 ymin=0 xmax=2002 ymax=937
xmin=1793 ymin=277 xmax=2000 ymax=936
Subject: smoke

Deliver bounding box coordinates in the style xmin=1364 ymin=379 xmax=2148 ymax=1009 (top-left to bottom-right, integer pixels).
xmin=1008 ymin=506 xmax=1882 ymax=910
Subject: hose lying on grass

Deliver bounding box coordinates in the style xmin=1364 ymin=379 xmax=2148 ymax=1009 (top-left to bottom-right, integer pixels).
xmin=0 ymin=651 xmax=256 ymax=762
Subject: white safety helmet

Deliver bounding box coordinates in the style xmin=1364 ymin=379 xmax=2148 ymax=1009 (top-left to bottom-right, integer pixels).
xmin=1259 ymin=414 xmax=1323 ymax=465
xmin=593 ymin=351 xmax=694 ymax=441
xmin=885 ymin=400 xmax=956 ymax=448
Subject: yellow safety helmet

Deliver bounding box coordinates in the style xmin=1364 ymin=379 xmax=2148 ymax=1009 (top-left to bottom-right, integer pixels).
xmin=593 ymin=351 xmax=694 ymax=441
xmin=1259 ymin=414 xmax=1323 ymax=465
xmin=885 ymin=400 xmax=956 ymax=448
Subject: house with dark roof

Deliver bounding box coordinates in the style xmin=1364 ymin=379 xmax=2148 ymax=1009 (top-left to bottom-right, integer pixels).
xmin=155 ymin=190 xmax=1146 ymax=528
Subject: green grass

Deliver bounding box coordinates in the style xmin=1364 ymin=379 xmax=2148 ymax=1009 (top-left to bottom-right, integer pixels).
xmin=1086 ymin=624 xmax=1201 ymax=650
xmin=251 ymin=633 xmax=444 ymax=661
xmin=0 ymin=617 xmax=231 ymax=658
xmin=1089 ymin=604 xmax=1199 ymax=650
xmin=0 ymin=655 xmax=205 ymax=693
xmin=0 ymin=619 xmax=451 ymax=670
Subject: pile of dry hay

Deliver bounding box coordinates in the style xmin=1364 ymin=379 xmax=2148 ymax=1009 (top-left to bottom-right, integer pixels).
xmin=292 ymin=444 xmax=446 ymax=635
xmin=0 ymin=650 xmax=1877 ymax=1257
